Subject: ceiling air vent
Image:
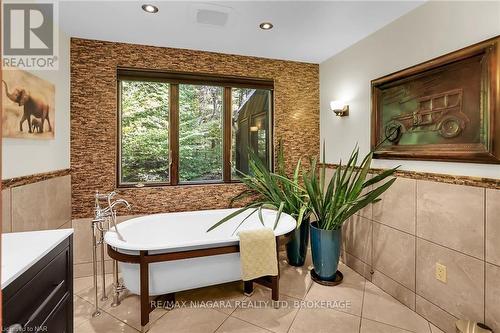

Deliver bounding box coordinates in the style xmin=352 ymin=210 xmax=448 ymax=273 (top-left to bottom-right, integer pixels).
xmin=196 ymin=9 xmax=228 ymax=26
xmin=191 ymin=3 xmax=233 ymax=27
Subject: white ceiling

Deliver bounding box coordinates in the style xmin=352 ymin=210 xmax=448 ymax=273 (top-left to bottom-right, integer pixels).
xmin=59 ymin=1 xmax=424 ymax=63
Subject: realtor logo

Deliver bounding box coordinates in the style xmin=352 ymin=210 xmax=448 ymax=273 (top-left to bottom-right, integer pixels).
xmin=2 ymin=2 xmax=58 ymax=70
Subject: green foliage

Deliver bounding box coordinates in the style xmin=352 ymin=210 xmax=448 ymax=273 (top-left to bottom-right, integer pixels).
xmin=303 ymin=144 xmax=399 ymax=231
xmin=207 ymin=143 xmax=310 ymax=233
xmin=121 ymin=81 xmax=169 ymax=183
xmin=179 ymin=84 xmax=223 ymax=181
xmin=121 ymin=83 xmax=259 ymax=184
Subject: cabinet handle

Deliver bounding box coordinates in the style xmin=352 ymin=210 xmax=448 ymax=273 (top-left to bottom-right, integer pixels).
xmin=24 ymin=280 xmax=65 ymax=329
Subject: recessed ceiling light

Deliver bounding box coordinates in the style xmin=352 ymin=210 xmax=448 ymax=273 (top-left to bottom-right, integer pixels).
xmin=259 ymin=22 xmax=273 ymax=30
xmin=142 ymin=4 xmax=158 ymax=13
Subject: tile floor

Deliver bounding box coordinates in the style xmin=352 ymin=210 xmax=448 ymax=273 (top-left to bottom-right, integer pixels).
xmin=73 ymin=253 xmax=446 ymax=333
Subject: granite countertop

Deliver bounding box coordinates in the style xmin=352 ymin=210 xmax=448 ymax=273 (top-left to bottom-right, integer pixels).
xmin=1 ymin=229 xmax=74 ymax=289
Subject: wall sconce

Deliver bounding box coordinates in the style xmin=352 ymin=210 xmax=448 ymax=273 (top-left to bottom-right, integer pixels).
xmin=250 ymin=126 xmax=259 ymax=132
xmin=330 ymin=100 xmax=349 ymax=117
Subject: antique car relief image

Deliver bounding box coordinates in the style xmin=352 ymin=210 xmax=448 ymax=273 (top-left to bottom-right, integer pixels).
xmin=371 ymin=37 xmax=500 ymax=163
xmin=2 ymin=67 xmax=55 ymax=139
xmin=383 ymin=88 xmax=469 ymax=144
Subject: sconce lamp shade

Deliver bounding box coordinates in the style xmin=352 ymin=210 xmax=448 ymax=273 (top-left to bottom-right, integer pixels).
xmin=330 ymin=100 xmax=349 ymax=117
xmin=330 ymin=100 xmax=345 ymax=110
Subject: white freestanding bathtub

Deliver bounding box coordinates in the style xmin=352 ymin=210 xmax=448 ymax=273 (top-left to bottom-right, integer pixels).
xmin=104 ymin=208 xmax=296 ymax=296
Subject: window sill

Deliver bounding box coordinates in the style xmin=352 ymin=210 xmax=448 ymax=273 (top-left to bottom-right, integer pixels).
xmin=116 ymin=180 xmax=242 ymax=189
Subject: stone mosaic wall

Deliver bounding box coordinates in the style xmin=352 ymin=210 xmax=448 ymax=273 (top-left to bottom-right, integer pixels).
xmin=70 ymin=38 xmax=320 ymax=218
xmin=323 ymin=164 xmax=500 ymax=190
xmin=2 ymin=169 xmax=70 ymax=188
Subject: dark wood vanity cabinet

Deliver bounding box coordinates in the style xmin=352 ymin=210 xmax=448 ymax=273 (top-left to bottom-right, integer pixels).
xmin=2 ymin=236 xmax=74 ymax=333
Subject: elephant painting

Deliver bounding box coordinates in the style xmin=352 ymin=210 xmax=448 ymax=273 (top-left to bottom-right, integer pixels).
xmin=1 ymin=68 xmax=55 ymax=139
xmin=31 ymin=118 xmax=43 ymax=133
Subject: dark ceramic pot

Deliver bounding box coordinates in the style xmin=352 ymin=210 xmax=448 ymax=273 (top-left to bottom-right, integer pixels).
xmin=286 ymin=217 xmax=310 ymax=266
xmin=310 ymin=222 xmax=342 ymax=281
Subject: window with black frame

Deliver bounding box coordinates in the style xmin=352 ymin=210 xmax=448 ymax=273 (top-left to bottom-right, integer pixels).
xmin=118 ymin=70 xmax=273 ymax=187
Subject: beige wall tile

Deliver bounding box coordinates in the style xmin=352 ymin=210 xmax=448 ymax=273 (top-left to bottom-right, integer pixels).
xmin=342 ymin=215 xmax=372 ymax=265
xmin=73 ymin=214 xmax=141 ymax=278
xmin=416 ymin=180 xmax=484 ymax=259
xmin=341 ymin=251 xmax=372 ymax=281
xmin=74 ymin=260 xmax=113 ymax=278
xmin=73 ymin=218 xmax=94 ymax=264
xmin=416 ymin=239 xmax=484 ymax=322
xmin=357 ymin=174 xmax=373 ymax=220
xmin=11 ymin=175 xmax=71 ymax=232
xmin=373 ymin=177 xmax=416 ymax=235
xmin=372 ymin=270 xmax=416 ymax=310
xmin=357 ymin=204 xmax=373 ymax=220
xmin=324 ymin=168 xmax=334 ymax=186
xmin=72 ymin=214 xmax=139 ymax=265
xmin=2 ymin=189 xmax=12 ymax=233
xmin=486 ymin=189 xmax=500 ymax=266
xmin=372 ymin=222 xmax=415 ymax=290
xmin=415 ymin=295 xmax=457 ymax=333
xmin=58 ymin=221 xmax=72 ymax=229
xmin=486 ymin=263 xmax=500 ymax=333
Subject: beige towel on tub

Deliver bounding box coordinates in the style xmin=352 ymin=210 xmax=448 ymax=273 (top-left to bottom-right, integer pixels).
xmin=239 ymin=228 xmax=278 ymax=281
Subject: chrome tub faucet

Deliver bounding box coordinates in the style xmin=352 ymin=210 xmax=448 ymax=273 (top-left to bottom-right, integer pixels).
xmin=91 ymin=191 xmax=131 ymax=317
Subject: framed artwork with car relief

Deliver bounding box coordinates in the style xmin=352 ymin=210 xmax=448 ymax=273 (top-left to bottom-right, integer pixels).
xmin=2 ymin=67 xmax=55 ymax=139
xmin=371 ymin=35 xmax=500 ymax=163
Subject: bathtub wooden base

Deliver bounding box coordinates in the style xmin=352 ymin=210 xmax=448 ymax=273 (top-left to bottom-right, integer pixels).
xmin=107 ymin=240 xmax=281 ymax=330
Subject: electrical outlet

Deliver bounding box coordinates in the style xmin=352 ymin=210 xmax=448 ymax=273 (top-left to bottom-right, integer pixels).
xmin=435 ymin=263 xmax=447 ymax=283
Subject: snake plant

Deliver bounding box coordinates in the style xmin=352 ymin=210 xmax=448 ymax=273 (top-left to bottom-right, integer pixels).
xmin=207 ymin=142 xmax=310 ymax=233
xmin=303 ymin=144 xmax=398 ymax=231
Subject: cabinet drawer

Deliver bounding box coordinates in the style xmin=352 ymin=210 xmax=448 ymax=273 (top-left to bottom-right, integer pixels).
xmin=3 ymin=246 xmax=70 ymax=330
xmin=40 ymin=293 xmax=72 ymax=333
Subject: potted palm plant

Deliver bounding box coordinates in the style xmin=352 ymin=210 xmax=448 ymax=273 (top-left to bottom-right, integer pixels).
xmin=303 ymin=145 xmax=398 ymax=282
xmin=275 ymin=145 xmax=311 ymax=266
xmin=207 ymin=143 xmax=311 ymax=266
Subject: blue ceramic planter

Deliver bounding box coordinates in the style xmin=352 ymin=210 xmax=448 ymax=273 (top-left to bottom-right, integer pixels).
xmin=310 ymin=222 xmax=342 ymax=281
xmin=286 ymin=218 xmax=310 ymax=267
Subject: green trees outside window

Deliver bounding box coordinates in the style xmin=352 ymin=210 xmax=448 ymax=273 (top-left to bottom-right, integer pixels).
xmin=118 ymin=74 xmax=273 ymax=187
xmin=179 ymin=84 xmax=223 ymax=182
xmin=120 ymin=80 xmax=170 ymax=184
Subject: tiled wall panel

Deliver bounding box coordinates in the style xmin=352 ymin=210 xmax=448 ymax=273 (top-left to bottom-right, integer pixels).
xmin=416 ymin=239 xmax=484 ymax=321
xmin=72 ymin=215 xmax=140 ymax=277
xmin=327 ymin=169 xmax=500 ymax=333
xmin=372 ymin=223 xmax=415 ymax=291
xmin=3 ymin=175 xmax=72 ymax=233
xmin=486 ymin=189 xmax=500 ymax=266
xmin=2 ymin=189 xmax=12 ymax=232
xmin=485 ymin=263 xmax=500 ymax=332
xmin=416 ymin=181 xmax=484 ymax=259
xmin=372 ymin=178 xmax=416 ymax=234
